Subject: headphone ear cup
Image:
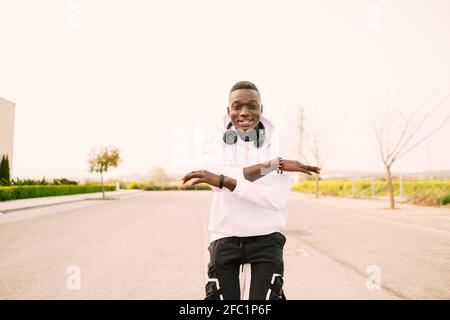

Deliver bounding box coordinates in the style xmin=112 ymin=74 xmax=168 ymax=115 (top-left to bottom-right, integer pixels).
xmin=254 ymin=123 xmax=266 ymax=148
xmin=223 ymin=129 xmax=238 ymax=145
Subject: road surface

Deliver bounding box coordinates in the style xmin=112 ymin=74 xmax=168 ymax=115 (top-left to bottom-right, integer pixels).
xmin=1 ymin=191 xmax=449 ymax=299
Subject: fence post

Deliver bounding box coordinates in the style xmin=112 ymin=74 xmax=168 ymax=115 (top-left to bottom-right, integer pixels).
xmin=352 ymin=177 xmax=355 ymax=198
xmin=399 ymin=173 xmax=403 ymax=203
xmin=371 ymin=176 xmax=375 ymax=198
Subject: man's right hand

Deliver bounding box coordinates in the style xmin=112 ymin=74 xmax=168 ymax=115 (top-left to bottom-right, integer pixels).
xmin=281 ymin=160 xmax=321 ymax=175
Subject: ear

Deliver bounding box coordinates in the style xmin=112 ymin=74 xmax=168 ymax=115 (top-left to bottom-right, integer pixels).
xmin=261 ymin=104 xmax=263 ymax=114
xmin=227 ymin=106 xmax=230 ymax=116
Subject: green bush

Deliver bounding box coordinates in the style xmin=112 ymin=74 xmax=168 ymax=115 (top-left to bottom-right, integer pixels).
xmin=126 ymin=182 xmax=139 ymax=189
xmin=0 ymin=154 xmax=11 ymax=185
xmin=52 ymin=178 xmax=78 ymax=185
xmin=122 ymin=181 xmax=211 ymax=191
xmin=10 ymin=177 xmax=78 ymax=186
xmin=144 ymin=182 xmax=211 ymax=191
xmin=178 ymin=183 xmax=211 ymax=191
xmin=440 ymin=194 xmax=450 ymax=206
xmin=0 ymin=185 xmax=115 ymax=201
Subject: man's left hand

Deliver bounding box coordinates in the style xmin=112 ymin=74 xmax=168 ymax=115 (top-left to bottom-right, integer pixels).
xmin=182 ymin=170 xmax=221 ymax=187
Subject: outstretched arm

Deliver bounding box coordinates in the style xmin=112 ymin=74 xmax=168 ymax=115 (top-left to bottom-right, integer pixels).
xmin=182 ymin=158 xmax=320 ymax=191
xmin=182 ymin=159 xmax=320 ymax=211
xmin=243 ymin=158 xmax=320 ymax=182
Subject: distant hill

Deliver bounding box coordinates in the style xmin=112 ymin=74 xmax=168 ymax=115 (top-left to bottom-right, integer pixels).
xmin=112 ymin=173 xmax=149 ymax=183
xmin=107 ymin=172 xmax=181 ymax=183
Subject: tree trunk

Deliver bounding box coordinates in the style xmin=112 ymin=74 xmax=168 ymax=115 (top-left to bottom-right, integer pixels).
xmin=386 ymin=165 xmax=395 ymax=209
xmin=315 ymin=175 xmax=320 ymax=199
xmin=101 ymin=171 xmax=105 ymax=199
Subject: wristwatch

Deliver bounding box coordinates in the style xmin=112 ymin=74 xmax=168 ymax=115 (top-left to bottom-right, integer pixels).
xmin=219 ymin=174 xmax=224 ymax=189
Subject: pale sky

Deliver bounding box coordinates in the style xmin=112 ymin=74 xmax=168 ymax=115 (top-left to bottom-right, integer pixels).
xmin=1 ymin=0 xmax=449 ymax=180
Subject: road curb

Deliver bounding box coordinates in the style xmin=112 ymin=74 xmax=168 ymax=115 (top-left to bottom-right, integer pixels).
xmin=0 ymin=190 xmax=144 ymax=214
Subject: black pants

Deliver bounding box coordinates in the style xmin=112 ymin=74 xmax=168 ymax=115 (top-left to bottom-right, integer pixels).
xmin=205 ymin=232 xmax=287 ymax=300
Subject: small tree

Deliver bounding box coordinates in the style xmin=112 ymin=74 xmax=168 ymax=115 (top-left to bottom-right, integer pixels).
xmin=373 ymin=93 xmax=450 ymax=209
xmin=149 ymin=166 xmax=170 ymax=187
xmin=0 ymin=154 xmax=11 ymax=186
xmin=88 ymin=146 xmax=121 ymax=199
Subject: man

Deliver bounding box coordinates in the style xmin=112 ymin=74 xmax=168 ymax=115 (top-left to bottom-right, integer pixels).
xmin=182 ymin=81 xmax=320 ymax=300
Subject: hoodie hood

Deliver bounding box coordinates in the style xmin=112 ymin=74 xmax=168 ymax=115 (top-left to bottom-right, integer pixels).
xmin=222 ymin=112 xmax=274 ymax=147
xmin=199 ymin=113 xmax=280 ymax=167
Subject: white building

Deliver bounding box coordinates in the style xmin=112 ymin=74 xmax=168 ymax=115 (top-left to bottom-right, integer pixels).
xmin=0 ymin=97 xmax=15 ymax=176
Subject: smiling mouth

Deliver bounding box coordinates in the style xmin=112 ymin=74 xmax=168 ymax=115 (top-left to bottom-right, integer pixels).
xmin=238 ymin=119 xmax=253 ymax=126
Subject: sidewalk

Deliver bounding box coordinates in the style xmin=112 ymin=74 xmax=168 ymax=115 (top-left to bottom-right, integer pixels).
xmin=0 ymin=189 xmax=143 ymax=213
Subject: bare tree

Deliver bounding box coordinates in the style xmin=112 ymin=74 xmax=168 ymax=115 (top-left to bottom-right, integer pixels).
xmin=305 ymin=127 xmax=339 ymax=198
xmin=88 ymin=146 xmax=121 ymax=199
xmin=373 ymin=93 xmax=450 ymax=209
xmin=297 ymin=108 xmax=340 ymax=198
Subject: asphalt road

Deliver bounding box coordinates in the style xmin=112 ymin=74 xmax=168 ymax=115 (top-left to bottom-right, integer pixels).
xmin=0 ymin=191 xmax=449 ymax=299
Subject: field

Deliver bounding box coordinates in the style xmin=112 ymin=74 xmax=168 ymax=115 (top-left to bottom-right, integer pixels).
xmin=292 ymin=179 xmax=450 ymax=206
xmin=115 ymin=178 xmax=450 ymax=207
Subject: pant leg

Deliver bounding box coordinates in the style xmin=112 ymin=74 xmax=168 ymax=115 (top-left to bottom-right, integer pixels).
xmin=248 ymin=262 xmax=286 ymax=300
xmin=205 ymin=237 xmax=242 ymax=300
xmin=245 ymin=232 xmax=287 ymax=300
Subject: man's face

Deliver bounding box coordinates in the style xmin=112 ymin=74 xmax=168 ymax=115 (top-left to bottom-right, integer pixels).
xmin=228 ymin=89 xmax=263 ymax=132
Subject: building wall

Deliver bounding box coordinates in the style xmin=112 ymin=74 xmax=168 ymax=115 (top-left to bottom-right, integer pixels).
xmin=0 ymin=97 xmax=15 ymax=176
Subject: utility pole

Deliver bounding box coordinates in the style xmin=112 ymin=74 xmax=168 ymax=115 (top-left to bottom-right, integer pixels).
xmin=371 ymin=176 xmax=375 ymax=198
xmin=400 ymin=172 xmax=403 ymax=204
xmin=298 ymin=107 xmax=305 ymax=161
xmin=294 ymin=107 xmax=305 ymax=185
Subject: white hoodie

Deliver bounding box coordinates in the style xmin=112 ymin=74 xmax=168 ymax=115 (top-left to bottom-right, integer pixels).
xmin=199 ymin=113 xmax=294 ymax=243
